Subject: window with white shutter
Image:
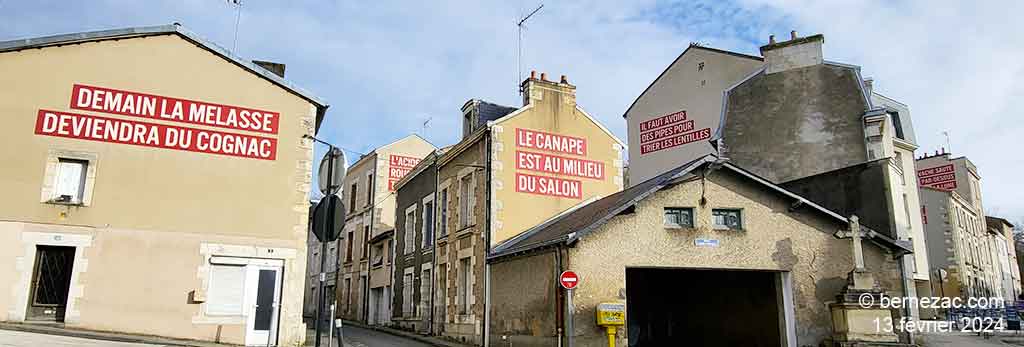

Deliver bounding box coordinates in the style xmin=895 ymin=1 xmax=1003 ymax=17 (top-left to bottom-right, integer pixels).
xmin=54 ymin=159 xmax=87 ymax=203
xmin=206 ymin=264 xmax=246 ymax=315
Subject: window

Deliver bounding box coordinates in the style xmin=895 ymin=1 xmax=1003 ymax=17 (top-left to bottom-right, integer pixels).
xmin=366 ymin=173 xmax=374 ymax=206
xmin=459 ymin=175 xmax=473 ymax=228
xmin=439 ymin=189 xmax=449 ymax=236
xmin=664 ymin=208 xmax=694 ymax=228
xmin=712 ymin=209 xmax=743 ymax=230
xmin=457 ymin=257 xmax=470 ymax=314
xmin=349 ymin=183 xmax=358 ymax=213
xmin=889 ymin=111 xmax=905 ymax=140
xmin=371 ymin=243 xmax=384 ymax=266
xmin=362 ymin=226 xmax=370 ymax=259
xmin=344 ymin=278 xmax=352 ymax=308
xmin=206 ymin=264 xmax=245 ymax=315
xmin=405 ymin=210 xmax=416 ymax=254
xmin=53 ymin=158 xmax=87 ymax=203
xmin=420 ymin=269 xmax=431 ymax=317
xmin=345 ymin=230 xmax=354 ymax=262
xmin=423 ymin=201 xmax=434 ymax=248
xmin=402 ymin=272 xmax=414 ymax=317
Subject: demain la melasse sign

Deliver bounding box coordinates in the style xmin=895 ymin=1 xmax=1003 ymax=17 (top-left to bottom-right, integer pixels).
xmin=33 ymin=84 xmax=281 ymax=160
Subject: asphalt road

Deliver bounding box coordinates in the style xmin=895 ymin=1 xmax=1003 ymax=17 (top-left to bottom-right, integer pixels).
xmin=307 ymin=324 xmax=433 ymax=347
xmin=0 ymin=329 xmax=168 ymax=347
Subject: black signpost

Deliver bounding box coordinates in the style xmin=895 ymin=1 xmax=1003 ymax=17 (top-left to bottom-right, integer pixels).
xmin=307 ymin=136 xmax=346 ymax=347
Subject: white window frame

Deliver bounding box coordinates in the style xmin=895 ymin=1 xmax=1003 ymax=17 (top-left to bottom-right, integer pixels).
xmin=404 ymin=205 xmax=417 ymax=255
xmin=458 ymin=171 xmax=475 ymax=228
xmin=712 ymin=208 xmax=743 ymax=230
xmin=41 ymin=150 xmax=98 ymax=206
xmin=439 ymin=187 xmax=449 ymax=237
xmin=402 ymin=269 xmax=415 ymax=317
xmin=457 ymin=257 xmax=471 ymax=315
xmin=419 ymin=267 xmax=431 ymax=318
xmin=422 ymin=195 xmax=435 ymax=249
xmin=664 ymin=207 xmax=694 ymax=228
xmin=205 ymin=264 xmax=247 ymax=316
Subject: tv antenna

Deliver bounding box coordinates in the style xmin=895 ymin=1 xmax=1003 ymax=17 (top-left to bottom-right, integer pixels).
xmin=517 ymin=4 xmax=543 ymax=94
xmin=229 ymin=0 xmax=242 ymax=51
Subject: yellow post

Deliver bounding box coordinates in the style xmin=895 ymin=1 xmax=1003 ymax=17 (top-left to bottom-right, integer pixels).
xmin=605 ymin=325 xmax=616 ymax=347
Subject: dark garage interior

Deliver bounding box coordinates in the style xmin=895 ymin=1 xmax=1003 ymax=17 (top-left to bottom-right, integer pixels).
xmin=626 ymin=267 xmax=783 ymax=347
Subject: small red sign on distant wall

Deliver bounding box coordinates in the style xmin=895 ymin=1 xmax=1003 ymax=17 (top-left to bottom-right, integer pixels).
xmin=559 ymin=271 xmax=579 ymax=290
xmin=916 ymin=164 xmax=957 ymax=190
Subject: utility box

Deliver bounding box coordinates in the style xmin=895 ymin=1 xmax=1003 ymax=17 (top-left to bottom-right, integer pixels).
xmin=596 ymin=302 xmax=626 ymax=326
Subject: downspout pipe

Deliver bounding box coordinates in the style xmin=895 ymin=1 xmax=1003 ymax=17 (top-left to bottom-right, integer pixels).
xmin=483 ymin=131 xmax=493 ymax=347
xmin=364 ymin=160 xmax=377 ymax=324
xmin=429 ymin=157 xmax=439 ymax=334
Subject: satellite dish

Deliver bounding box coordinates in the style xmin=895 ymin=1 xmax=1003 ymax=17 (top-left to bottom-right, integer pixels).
xmin=318 ymin=148 xmax=347 ymax=195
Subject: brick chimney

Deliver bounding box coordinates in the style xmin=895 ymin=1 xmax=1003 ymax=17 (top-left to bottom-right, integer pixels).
xmin=520 ymin=70 xmax=576 ymax=107
xmin=759 ymin=31 xmax=824 ymax=74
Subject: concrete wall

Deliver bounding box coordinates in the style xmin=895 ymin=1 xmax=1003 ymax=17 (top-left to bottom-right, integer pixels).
xmin=565 ymin=170 xmax=901 ymax=346
xmin=0 ymin=34 xmax=317 ymax=345
xmin=722 ymin=64 xmax=869 ymax=183
xmin=488 ymin=251 xmax=559 ymax=347
xmin=624 ymin=47 xmax=763 ymax=185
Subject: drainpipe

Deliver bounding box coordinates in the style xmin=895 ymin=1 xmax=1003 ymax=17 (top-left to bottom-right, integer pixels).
xmin=556 ymin=245 xmax=565 ymax=347
xmin=429 ymin=156 xmax=439 ymax=335
xmin=483 ymin=131 xmax=493 ymax=347
xmin=364 ymin=161 xmax=378 ymax=324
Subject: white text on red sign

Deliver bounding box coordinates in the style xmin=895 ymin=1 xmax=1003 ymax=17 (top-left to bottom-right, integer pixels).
xmin=639 ymin=128 xmax=711 ymax=155
xmin=516 ymin=128 xmax=587 ymax=156
xmin=638 ymin=110 xmax=687 ymax=133
xmin=71 ymin=84 xmax=279 ymax=134
xmin=515 ymin=150 xmax=605 ymax=180
xmin=515 ymin=173 xmax=582 ymax=199
xmin=35 ymin=110 xmax=276 ymax=160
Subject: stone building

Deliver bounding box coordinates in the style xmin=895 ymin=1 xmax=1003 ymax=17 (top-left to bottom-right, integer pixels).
xmin=623 ymin=32 xmax=930 ymax=320
xmin=335 ymin=135 xmax=435 ymax=325
xmin=391 ymin=148 xmax=447 ymax=333
xmin=987 ymin=216 xmax=1021 ymax=300
xmin=488 ymin=154 xmax=910 ymax=347
xmin=921 ymin=187 xmax=995 ymax=302
xmin=0 ymin=24 xmax=328 ymax=345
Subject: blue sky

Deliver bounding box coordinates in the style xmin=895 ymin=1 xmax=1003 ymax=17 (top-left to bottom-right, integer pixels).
xmin=2 ymin=0 xmax=1022 ymax=222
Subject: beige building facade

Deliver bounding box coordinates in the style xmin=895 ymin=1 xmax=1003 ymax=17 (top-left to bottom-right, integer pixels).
xmin=0 ymin=25 xmax=328 ymax=346
xmin=335 ymin=135 xmax=435 ymax=326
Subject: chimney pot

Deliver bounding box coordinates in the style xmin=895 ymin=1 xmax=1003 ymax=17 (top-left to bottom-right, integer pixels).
xmin=769 ymin=35 xmax=776 ymax=44
xmin=540 ymin=72 xmax=547 ymax=81
xmin=530 ymin=70 xmax=536 ymax=79
xmin=560 ymin=75 xmax=568 ymax=84
xmin=791 ymin=30 xmax=798 ymax=40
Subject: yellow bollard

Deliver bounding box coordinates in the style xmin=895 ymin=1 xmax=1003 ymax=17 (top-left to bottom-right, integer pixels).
xmin=606 ymin=325 xmax=616 ymax=347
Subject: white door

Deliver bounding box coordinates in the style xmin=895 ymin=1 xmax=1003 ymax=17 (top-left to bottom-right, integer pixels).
xmin=244 ymin=264 xmax=282 ymax=346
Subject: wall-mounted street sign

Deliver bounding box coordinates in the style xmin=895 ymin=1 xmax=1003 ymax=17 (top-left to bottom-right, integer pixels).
xmin=318 ymin=148 xmax=346 ymax=195
xmin=312 ymin=195 xmax=345 ymax=242
xmin=694 ymin=238 xmax=720 ymax=247
xmin=559 ymin=270 xmax=580 ymax=290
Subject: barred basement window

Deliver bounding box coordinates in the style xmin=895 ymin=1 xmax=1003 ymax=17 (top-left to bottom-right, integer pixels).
xmin=712 ymin=209 xmax=743 ymax=230
xmin=663 ymin=207 xmax=694 ymax=228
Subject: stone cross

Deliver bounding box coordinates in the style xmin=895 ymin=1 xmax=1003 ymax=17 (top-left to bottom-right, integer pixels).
xmin=849 ymin=215 xmax=865 ymax=270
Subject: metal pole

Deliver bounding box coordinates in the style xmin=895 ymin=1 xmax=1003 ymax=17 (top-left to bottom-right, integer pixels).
xmin=567 ymin=288 xmax=574 ymax=347
xmin=328 ymin=303 xmax=336 ymax=347
xmin=315 ymin=148 xmax=335 ymax=347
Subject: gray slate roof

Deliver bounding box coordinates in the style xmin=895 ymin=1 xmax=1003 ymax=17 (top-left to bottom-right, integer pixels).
xmin=489 ymin=154 xmax=912 ymax=260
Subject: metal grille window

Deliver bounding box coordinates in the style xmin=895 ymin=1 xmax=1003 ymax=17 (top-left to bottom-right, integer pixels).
xmin=206 ymin=264 xmax=245 ymax=315
xmin=712 ymin=209 xmax=743 ymax=230
xmin=663 ymin=208 xmax=694 ymax=228
xmin=405 ymin=210 xmax=416 ymax=254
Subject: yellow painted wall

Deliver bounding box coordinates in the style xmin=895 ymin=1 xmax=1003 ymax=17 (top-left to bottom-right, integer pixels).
xmin=490 ymin=79 xmax=624 ymax=245
xmin=0 ymin=34 xmax=318 ymax=345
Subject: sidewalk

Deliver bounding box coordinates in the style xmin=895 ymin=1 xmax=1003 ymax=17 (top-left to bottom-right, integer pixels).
xmin=336 ymin=320 xmax=474 ymax=347
xmin=0 ymin=322 xmax=237 ymax=347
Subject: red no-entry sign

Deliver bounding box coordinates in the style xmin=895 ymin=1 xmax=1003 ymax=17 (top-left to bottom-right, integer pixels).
xmin=559 ymin=271 xmax=580 ymax=290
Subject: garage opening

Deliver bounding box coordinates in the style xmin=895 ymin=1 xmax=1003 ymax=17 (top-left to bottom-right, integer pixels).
xmin=626 ymin=267 xmax=785 ymax=347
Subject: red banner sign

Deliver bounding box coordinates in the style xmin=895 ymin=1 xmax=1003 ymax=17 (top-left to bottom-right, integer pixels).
xmin=640 ymin=120 xmax=695 ymax=144
xmin=515 ymin=150 xmax=604 ymax=180
xmin=516 ymin=128 xmax=587 ymax=156
xmin=70 ymin=84 xmax=280 ymax=134
xmin=639 ymin=128 xmax=711 ymax=155
xmin=917 ymin=164 xmax=954 ymax=178
xmin=388 ymin=154 xmax=422 ymax=191
xmin=638 ymin=110 xmax=687 ymax=133
xmin=35 ymin=109 xmax=276 ymax=160
xmin=515 ymin=173 xmax=582 ymax=199
xmin=917 ymin=164 xmax=957 ymax=190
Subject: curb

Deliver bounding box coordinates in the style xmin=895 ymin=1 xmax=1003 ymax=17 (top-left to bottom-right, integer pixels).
xmin=0 ymin=321 xmax=238 ymax=347
xmin=340 ymin=320 xmax=472 ymax=347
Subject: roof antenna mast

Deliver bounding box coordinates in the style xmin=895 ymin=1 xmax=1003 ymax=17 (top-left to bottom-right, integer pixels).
xmin=229 ymin=0 xmax=242 ymax=51
xmin=517 ymin=4 xmax=543 ymax=94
